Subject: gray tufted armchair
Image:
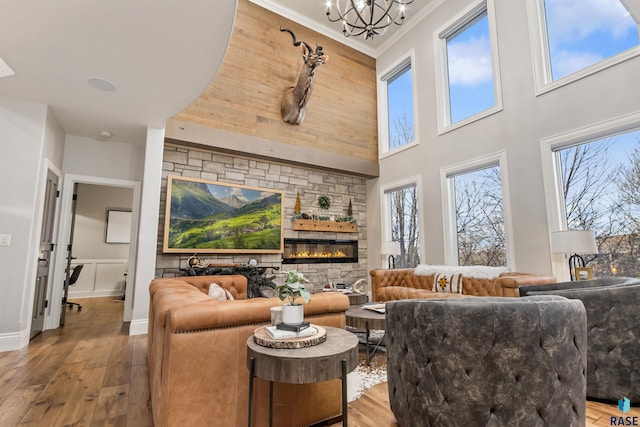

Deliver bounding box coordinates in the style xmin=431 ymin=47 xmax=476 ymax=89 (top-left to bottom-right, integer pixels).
xmin=386 ymin=296 xmax=587 ymax=427
xmin=522 ymin=278 xmax=640 ymax=402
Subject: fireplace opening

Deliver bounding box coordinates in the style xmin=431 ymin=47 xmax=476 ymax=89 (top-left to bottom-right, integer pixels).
xmin=283 ymin=238 xmax=358 ymax=264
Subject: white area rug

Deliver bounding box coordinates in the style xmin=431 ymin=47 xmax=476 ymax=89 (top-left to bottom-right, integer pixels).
xmin=415 ymin=264 xmax=510 ymax=279
xmin=347 ymin=361 xmax=387 ymax=402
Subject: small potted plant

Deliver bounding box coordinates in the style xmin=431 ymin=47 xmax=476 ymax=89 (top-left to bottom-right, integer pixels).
xmin=274 ymin=270 xmax=310 ymax=325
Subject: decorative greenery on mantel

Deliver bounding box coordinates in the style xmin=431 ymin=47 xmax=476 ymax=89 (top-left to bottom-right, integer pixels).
xmin=292 ymin=218 xmax=357 ymax=233
xmin=292 ymin=194 xmax=356 ymax=231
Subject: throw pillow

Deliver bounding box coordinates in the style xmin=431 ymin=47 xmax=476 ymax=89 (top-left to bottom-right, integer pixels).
xmin=432 ymin=273 xmax=463 ymax=294
xmin=208 ymin=282 xmax=235 ymax=301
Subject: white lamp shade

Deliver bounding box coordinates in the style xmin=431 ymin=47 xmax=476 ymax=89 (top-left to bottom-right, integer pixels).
xmin=381 ymin=241 xmax=401 ymax=256
xmin=551 ymin=230 xmax=598 ymax=254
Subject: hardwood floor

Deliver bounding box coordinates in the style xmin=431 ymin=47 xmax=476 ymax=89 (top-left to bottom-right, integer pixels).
xmin=0 ymin=297 xmax=151 ymax=427
xmin=0 ymin=297 xmax=636 ymax=426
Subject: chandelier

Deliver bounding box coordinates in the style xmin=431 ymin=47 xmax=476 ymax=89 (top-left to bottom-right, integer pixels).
xmin=325 ymin=0 xmax=414 ymax=39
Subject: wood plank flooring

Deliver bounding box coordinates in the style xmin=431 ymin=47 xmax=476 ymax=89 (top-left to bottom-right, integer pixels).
xmin=0 ymin=297 xmax=636 ymax=426
xmin=0 ymin=297 xmax=151 ymax=427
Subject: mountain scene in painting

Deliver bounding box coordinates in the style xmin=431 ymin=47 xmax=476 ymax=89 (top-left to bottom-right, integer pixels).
xmin=167 ymin=179 xmax=282 ymax=251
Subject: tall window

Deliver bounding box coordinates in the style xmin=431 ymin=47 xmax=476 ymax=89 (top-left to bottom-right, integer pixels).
xmin=555 ymin=129 xmax=640 ymax=277
xmin=380 ymin=56 xmax=415 ymax=154
xmin=385 ymin=184 xmax=420 ymax=268
xmin=434 ymin=0 xmax=502 ymax=132
xmin=542 ymin=0 xmax=639 ymax=81
xmin=446 ymin=10 xmax=495 ymax=123
xmin=451 ymin=165 xmax=506 ymax=266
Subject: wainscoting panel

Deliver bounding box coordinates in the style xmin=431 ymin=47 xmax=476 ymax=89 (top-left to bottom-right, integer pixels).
xmin=69 ymin=259 xmax=127 ymax=298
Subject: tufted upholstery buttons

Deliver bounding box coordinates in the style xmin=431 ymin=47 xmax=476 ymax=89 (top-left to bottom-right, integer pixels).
xmin=523 ymin=278 xmax=640 ymax=402
xmin=386 ymin=296 xmax=587 ymax=426
xmin=370 ymin=268 xmax=557 ymax=302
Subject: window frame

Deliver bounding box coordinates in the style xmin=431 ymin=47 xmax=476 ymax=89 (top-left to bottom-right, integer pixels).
xmin=526 ymin=0 xmax=640 ymax=96
xmin=540 ymin=111 xmax=640 ymax=278
xmin=377 ymin=49 xmax=419 ymax=159
xmin=440 ymin=151 xmax=515 ymax=268
xmin=380 ymin=175 xmax=424 ymax=266
xmin=433 ymin=0 xmax=503 ymax=135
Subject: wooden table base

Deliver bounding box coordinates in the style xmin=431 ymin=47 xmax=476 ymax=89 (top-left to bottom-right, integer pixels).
xmin=247 ymin=326 xmax=358 ymax=427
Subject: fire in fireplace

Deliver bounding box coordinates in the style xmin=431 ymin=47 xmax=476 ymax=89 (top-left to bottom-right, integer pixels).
xmin=283 ymin=238 xmax=358 ymax=264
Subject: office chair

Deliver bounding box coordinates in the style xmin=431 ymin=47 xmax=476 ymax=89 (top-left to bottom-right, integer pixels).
xmin=66 ymin=264 xmax=84 ymax=311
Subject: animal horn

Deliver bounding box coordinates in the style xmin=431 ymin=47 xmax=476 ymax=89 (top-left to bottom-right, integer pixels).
xmin=280 ymin=27 xmax=311 ymax=52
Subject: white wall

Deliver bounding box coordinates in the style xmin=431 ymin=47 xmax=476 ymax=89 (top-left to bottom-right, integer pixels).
xmin=130 ymin=127 xmax=165 ymax=335
xmin=369 ymin=0 xmax=640 ymax=276
xmin=0 ymin=96 xmax=48 ymax=349
xmin=74 ymin=184 xmax=132 ymax=259
xmin=43 ymin=109 xmax=65 ymax=168
xmin=63 ymin=135 xmax=144 ymax=182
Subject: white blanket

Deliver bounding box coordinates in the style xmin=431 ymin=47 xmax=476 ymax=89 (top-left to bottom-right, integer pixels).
xmin=414 ymin=264 xmax=510 ymax=280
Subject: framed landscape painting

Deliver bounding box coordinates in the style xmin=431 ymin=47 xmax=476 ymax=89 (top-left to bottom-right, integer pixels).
xmin=163 ymin=176 xmax=284 ymax=254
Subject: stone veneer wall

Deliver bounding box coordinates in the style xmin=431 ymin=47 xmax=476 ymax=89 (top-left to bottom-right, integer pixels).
xmin=156 ymin=143 xmax=368 ymax=293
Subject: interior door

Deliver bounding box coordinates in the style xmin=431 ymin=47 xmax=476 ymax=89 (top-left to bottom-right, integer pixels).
xmin=60 ymin=183 xmax=79 ymax=327
xmin=30 ymin=170 xmax=59 ymax=339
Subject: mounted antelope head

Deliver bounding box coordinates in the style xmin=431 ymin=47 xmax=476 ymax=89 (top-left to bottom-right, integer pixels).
xmin=280 ymin=28 xmax=328 ymax=125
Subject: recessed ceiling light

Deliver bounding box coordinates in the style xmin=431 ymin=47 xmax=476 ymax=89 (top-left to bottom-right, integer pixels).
xmin=98 ymin=130 xmax=113 ymax=139
xmin=87 ymin=77 xmax=117 ymax=92
xmin=0 ymin=56 xmax=15 ymax=79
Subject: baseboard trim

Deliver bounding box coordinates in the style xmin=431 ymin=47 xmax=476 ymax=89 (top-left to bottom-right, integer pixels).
xmin=0 ymin=328 xmax=30 ymax=352
xmin=129 ymin=319 xmax=148 ymax=336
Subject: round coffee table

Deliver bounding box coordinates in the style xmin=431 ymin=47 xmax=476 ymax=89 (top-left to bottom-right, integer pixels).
xmin=247 ymin=325 xmax=359 ymax=427
xmin=345 ymin=304 xmax=386 ymax=366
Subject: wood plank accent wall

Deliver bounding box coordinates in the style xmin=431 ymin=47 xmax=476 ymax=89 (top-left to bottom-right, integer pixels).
xmin=170 ymin=0 xmax=378 ymax=172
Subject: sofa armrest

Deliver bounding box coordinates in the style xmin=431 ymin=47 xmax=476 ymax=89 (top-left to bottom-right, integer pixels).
xmin=494 ymin=273 xmax=557 ymax=297
xmin=167 ymin=292 xmax=349 ymax=332
xmin=370 ymin=269 xmax=414 ymax=302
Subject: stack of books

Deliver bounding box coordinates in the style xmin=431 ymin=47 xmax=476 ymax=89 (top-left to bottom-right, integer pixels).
xmin=266 ymin=322 xmax=317 ymax=340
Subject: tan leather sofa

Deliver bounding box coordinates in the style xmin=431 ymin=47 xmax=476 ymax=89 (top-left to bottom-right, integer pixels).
xmin=148 ymin=275 xmax=350 ymax=427
xmin=370 ymin=268 xmax=556 ymax=302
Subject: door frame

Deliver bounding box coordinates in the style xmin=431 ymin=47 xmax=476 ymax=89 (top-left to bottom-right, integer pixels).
xmin=47 ymin=174 xmax=141 ymax=330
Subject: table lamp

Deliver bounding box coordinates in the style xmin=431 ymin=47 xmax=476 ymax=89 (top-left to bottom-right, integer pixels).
xmin=551 ymin=230 xmax=598 ymax=280
xmin=381 ymin=241 xmax=401 ymax=269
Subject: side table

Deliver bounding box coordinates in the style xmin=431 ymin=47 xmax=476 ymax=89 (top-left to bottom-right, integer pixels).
xmin=247 ymin=326 xmax=359 ymax=427
xmin=346 ymin=305 xmax=386 ymax=366
xmin=347 ymin=292 xmax=368 ymax=305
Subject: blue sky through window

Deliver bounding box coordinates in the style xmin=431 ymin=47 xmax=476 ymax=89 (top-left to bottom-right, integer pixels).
xmin=557 ymin=128 xmax=640 ymax=277
xmin=544 ymin=0 xmax=639 ymax=80
xmin=387 ymin=64 xmax=414 ymax=150
xmin=446 ymin=12 xmax=495 ymax=124
xmin=558 ymin=129 xmax=640 ymax=219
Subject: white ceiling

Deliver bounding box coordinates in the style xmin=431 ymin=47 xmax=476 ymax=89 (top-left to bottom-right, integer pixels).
xmin=0 ymin=0 xmax=439 ymax=146
xmin=0 ymin=0 xmax=237 ymax=145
